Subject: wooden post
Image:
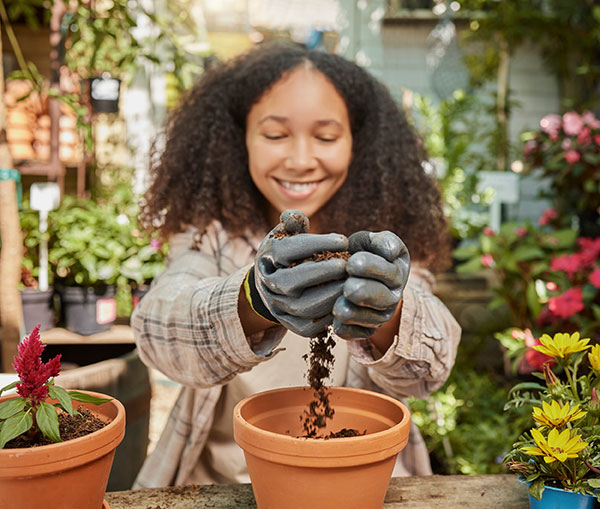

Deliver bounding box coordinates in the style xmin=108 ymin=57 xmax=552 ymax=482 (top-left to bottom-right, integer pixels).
xmin=0 ymin=21 xmax=24 ymax=371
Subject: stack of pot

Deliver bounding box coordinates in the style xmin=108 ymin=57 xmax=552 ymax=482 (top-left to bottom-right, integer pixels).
xmin=4 ymin=79 xmax=82 ymax=165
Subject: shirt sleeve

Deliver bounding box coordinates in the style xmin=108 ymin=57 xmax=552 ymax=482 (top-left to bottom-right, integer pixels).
xmin=346 ymin=266 xmax=461 ymax=399
xmin=131 ymin=229 xmax=286 ymax=388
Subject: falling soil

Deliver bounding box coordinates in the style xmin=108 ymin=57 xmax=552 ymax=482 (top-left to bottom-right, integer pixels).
xmin=4 ymin=406 xmax=107 ymax=448
xmin=301 ymin=326 xmax=366 ymax=440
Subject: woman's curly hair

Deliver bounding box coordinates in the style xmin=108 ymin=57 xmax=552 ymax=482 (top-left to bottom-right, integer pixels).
xmin=140 ymin=42 xmax=451 ymax=271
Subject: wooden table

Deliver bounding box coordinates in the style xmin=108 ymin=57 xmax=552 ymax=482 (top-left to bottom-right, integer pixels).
xmin=105 ymin=474 xmax=529 ymax=508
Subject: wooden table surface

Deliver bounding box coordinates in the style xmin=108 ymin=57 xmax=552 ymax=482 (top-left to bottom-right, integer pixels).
xmin=105 ymin=474 xmax=529 ymax=508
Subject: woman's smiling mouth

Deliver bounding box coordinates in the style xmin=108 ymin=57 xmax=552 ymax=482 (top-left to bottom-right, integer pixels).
xmin=275 ymin=179 xmax=321 ymax=199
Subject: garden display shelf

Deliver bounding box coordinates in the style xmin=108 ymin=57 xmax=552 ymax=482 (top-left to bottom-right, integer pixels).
xmin=39 ymin=325 xmax=135 ymax=345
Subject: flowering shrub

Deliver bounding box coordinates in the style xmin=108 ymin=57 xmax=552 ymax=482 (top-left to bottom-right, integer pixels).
xmin=522 ymin=110 xmax=600 ymax=219
xmin=0 ymin=326 xmax=109 ymax=448
xmin=504 ymin=332 xmax=600 ymax=500
xmin=455 ymin=215 xmax=600 ymax=372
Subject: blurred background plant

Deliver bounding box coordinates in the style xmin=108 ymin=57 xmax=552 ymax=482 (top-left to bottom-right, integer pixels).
xmin=521 ymin=110 xmax=600 ymax=237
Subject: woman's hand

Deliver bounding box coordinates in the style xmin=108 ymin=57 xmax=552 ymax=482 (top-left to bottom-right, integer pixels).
xmin=332 ymin=230 xmax=410 ymax=340
xmin=247 ymin=210 xmax=349 ymax=337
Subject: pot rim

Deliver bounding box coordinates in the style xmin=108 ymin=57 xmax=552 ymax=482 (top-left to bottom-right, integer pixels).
xmin=234 ymin=386 xmax=410 ymax=466
xmin=0 ymin=390 xmax=125 ymax=475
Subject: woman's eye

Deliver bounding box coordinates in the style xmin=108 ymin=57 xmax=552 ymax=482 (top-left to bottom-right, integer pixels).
xmin=263 ymin=134 xmax=286 ymax=140
xmin=316 ymin=136 xmax=336 ymax=142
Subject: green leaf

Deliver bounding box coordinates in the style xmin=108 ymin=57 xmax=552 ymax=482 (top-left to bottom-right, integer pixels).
xmin=0 ymin=411 xmax=33 ymax=448
xmin=587 ymin=479 xmax=600 ymax=488
xmin=513 ymin=246 xmax=544 ymax=262
xmin=509 ymin=382 xmax=546 ymax=396
xmin=526 ymin=281 xmax=542 ymax=318
xmin=0 ymin=398 xmax=26 ymax=420
xmin=456 ymin=256 xmax=484 ymax=274
xmin=452 ymin=244 xmax=480 ymax=260
xmin=68 ymin=391 xmax=112 ymax=405
xmin=36 ymin=402 xmax=61 ymax=443
xmin=529 ymin=478 xmax=546 ymax=501
xmin=48 ymin=385 xmax=75 ymax=416
xmin=0 ymin=381 xmax=17 ymax=396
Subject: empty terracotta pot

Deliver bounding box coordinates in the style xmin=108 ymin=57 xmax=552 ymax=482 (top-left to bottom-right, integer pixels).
xmin=233 ymin=386 xmax=410 ymax=509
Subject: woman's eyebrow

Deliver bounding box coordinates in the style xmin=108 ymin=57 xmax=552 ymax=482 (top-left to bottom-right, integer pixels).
xmin=258 ymin=115 xmax=287 ymax=125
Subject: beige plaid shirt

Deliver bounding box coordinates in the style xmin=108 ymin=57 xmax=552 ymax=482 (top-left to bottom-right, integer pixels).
xmin=132 ymin=222 xmax=461 ymax=488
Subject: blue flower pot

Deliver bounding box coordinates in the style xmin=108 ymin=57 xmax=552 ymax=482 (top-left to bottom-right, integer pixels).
xmin=519 ymin=478 xmax=597 ymax=509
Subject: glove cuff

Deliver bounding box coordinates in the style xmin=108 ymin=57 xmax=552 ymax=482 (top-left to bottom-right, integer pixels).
xmin=243 ymin=266 xmax=279 ymax=324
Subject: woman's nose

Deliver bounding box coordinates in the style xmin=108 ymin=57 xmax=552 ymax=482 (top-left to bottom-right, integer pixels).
xmin=284 ymin=137 xmax=316 ymax=171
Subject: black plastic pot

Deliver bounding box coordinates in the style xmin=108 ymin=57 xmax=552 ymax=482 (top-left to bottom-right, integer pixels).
xmin=20 ymin=287 xmax=55 ymax=333
xmin=60 ymin=285 xmax=117 ymax=336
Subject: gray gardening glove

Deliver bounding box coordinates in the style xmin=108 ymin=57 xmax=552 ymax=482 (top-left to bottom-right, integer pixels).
xmin=246 ymin=210 xmax=349 ymax=337
xmin=332 ymin=230 xmax=410 ymax=339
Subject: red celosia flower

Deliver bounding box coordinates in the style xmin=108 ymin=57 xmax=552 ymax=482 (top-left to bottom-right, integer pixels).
xmin=578 ymin=237 xmax=600 ymax=266
xmin=590 ymin=268 xmax=600 ymax=289
xmin=548 ymin=287 xmax=585 ymax=319
xmin=11 ymin=325 xmax=61 ymax=405
xmin=550 ymin=253 xmax=583 ymax=277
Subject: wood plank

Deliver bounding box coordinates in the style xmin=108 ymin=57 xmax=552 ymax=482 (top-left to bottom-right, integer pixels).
xmin=40 ymin=325 xmax=134 ymax=345
xmin=105 ymin=475 xmax=529 ymax=508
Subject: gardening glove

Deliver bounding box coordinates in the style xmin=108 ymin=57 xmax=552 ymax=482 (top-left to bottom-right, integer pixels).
xmin=332 ymin=230 xmax=410 ymax=339
xmin=244 ymin=209 xmax=349 ymax=337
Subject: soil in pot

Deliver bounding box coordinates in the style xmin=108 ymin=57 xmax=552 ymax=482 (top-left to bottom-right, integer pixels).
xmin=4 ymin=406 xmax=107 ymax=448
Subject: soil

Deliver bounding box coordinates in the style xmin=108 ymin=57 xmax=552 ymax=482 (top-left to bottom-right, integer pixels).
xmin=4 ymin=406 xmax=108 ymax=448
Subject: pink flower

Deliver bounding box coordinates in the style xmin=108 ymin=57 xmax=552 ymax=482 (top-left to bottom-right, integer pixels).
xmin=481 ymin=254 xmax=494 ymax=267
xmin=564 ymin=150 xmax=581 ymax=164
xmin=582 ymin=110 xmax=600 ymax=128
xmin=540 ymin=114 xmax=561 ymax=139
xmin=561 ymin=138 xmax=572 ymax=150
xmin=578 ymin=237 xmax=600 ymax=266
xmin=149 ymin=239 xmax=163 ymax=251
xmin=545 ymin=281 xmax=558 ymax=291
xmin=562 ymin=111 xmax=584 ymax=136
xmin=548 ymin=287 xmax=584 ymax=319
xmin=550 ymin=253 xmax=583 ymax=277
xmin=515 ymin=227 xmax=527 ymax=237
xmin=483 ymin=227 xmax=495 ymax=237
xmin=594 ymin=134 xmax=600 ymax=146
xmin=577 ymin=127 xmax=592 ymax=146
xmin=590 ymin=268 xmax=600 ymax=289
xmin=538 ymin=208 xmax=558 ymax=226
xmin=523 ymin=140 xmax=538 ymax=156
xmin=11 ymin=325 xmax=61 ymax=405
xmin=517 ymin=329 xmax=554 ymax=374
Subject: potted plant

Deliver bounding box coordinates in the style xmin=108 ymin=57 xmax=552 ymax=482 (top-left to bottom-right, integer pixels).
xmin=504 ymin=331 xmax=600 ymax=507
xmin=19 ymin=205 xmax=56 ymax=333
xmin=48 ymin=196 xmax=133 ymax=335
xmin=0 ymin=325 xmax=125 ymax=508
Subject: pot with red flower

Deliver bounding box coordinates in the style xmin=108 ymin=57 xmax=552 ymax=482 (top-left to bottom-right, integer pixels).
xmin=0 ymin=326 xmax=125 ymax=508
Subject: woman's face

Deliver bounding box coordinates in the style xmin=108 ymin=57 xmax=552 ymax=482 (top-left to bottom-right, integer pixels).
xmin=246 ymin=66 xmax=353 ymax=227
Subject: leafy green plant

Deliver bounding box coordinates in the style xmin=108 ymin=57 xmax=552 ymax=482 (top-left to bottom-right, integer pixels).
xmin=0 ymin=325 xmax=110 ymax=448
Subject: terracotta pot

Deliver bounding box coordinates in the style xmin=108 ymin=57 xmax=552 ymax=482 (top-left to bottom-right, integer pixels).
xmin=233 ymin=386 xmax=410 ymax=509
xmin=0 ymin=390 xmax=125 ymax=509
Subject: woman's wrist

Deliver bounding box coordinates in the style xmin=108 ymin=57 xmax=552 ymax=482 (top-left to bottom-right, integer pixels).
xmin=367 ymin=299 xmax=403 ymax=356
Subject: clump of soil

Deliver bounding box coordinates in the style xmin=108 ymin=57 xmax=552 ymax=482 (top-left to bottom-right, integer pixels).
xmin=4 ymin=406 xmax=108 ymax=448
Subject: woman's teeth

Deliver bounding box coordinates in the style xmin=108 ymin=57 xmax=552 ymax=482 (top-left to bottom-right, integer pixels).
xmin=279 ymin=181 xmax=318 ymax=191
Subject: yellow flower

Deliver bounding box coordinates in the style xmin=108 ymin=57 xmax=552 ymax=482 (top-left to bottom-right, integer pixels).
xmin=532 ymin=400 xmax=587 ymax=428
xmin=534 ymin=332 xmax=591 ymax=359
xmin=589 ymin=344 xmax=600 ymax=371
xmin=522 ymin=428 xmax=588 ymax=463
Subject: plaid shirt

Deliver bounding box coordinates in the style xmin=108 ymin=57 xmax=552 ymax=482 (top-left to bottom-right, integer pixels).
xmin=132 ymin=222 xmax=461 ymax=488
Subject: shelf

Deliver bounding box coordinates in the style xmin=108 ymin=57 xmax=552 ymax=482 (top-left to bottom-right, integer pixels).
xmin=40 ymin=325 xmax=135 ymax=345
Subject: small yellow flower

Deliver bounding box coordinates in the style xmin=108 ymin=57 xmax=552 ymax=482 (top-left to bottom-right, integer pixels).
xmin=532 ymin=400 xmax=587 ymax=428
xmin=522 ymin=428 xmax=588 ymax=463
xmin=534 ymin=332 xmax=591 ymax=359
xmin=589 ymin=344 xmax=600 ymax=371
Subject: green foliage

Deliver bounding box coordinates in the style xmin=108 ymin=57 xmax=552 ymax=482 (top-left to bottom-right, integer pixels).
xmin=458 ymin=0 xmax=600 ymax=109
xmin=414 ymin=90 xmax=496 ymax=240
xmin=409 ymin=367 xmax=530 ymax=474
